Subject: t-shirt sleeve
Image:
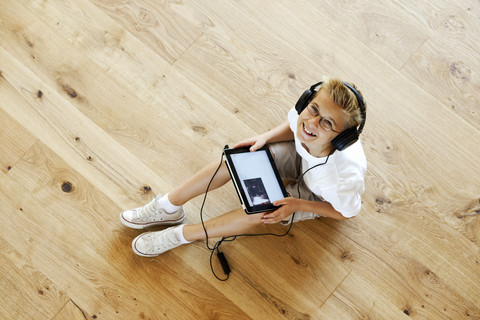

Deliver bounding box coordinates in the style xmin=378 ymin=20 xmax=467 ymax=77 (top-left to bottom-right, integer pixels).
xmin=313 ymin=163 xmax=365 ymax=218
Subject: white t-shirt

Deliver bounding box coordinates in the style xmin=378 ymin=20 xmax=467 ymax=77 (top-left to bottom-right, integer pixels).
xmin=288 ymin=108 xmax=367 ymax=218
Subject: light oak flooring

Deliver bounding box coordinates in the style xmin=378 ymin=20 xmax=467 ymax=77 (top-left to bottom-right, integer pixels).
xmin=1 ymin=0 xmax=479 ymax=319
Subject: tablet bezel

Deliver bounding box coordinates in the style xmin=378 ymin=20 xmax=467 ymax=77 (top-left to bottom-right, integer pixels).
xmin=223 ymin=145 xmax=288 ymax=214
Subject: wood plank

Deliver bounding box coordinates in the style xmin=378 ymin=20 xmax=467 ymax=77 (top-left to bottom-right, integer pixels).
xmin=52 ymin=300 xmax=92 ymax=320
xmin=0 ymin=43 xmax=164 ymax=210
xmin=0 ymin=232 xmax=69 ymax=320
xmin=172 ymin=222 xmax=351 ymax=319
xmin=173 ymin=1 xmax=317 ymax=134
xmin=0 ymin=108 xmax=37 ymax=174
xmin=395 ymin=0 xmax=480 ymax=59
xmin=401 ymin=38 xmax=480 ymax=129
xmin=225 ymin=223 xmax=351 ymax=318
xmin=302 ymin=212 xmax=480 ymax=318
xmin=300 ymin=0 xmax=480 ymax=72
xmin=89 ymin=0 xmax=202 ymax=64
xmin=0 ymin=0 xmax=256 ymax=168
xmin=397 ymin=0 xmax=480 ymax=130
xmin=0 ymin=0 xmax=174 ymax=104
xmin=0 ymin=3 xmax=254 ymax=221
xmin=318 ymin=271 xmax=408 ymax=319
xmin=294 ymin=0 xmax=480 ymax=130
xmin=298 ymin=0 xmax=429 ymax=70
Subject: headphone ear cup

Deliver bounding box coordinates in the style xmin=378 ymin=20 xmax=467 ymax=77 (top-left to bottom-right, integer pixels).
xmin=331 ymin=127 xmax=359 ymax=151
xmin=295 ymin=90 xmax=314 ymax=114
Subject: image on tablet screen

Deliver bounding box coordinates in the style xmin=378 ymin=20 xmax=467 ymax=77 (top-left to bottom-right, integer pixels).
xmin=243 ymin=177 xmax=271 ymax=205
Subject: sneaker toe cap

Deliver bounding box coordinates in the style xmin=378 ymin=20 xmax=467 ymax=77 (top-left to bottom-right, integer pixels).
xmin=133 ymin=237 xmax=146 ymax=253
xmin=132 ymin=234 xmax=157 ymax=257
xmin=120 ymin=209 xmax=132 ymax=221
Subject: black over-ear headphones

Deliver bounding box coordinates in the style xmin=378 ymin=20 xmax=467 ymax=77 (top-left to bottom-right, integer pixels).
xmin=295 ymin=81 xmax=366 ymax=151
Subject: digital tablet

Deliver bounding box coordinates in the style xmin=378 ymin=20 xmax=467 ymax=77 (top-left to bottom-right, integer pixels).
xmin=223 ymin=146 xmax=288 ymax=214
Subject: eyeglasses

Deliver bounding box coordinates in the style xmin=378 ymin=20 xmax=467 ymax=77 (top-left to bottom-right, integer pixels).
xmin=306 ymin=104 xmax=341 ymax=133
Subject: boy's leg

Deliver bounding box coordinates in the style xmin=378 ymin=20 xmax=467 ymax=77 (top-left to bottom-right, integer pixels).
xmin=182 ymin=208 xmax=264 ymax=241
xmin=168 ymin=159 xmax=231 ymax=206
xmin=120 ymin=159 xmax=231 ymax=229
xmin=132 ymin=208 xmax=265 ymax=257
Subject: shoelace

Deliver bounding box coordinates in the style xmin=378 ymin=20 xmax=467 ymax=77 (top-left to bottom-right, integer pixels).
xmin=157 ymin=232 xmax=177 ymax=250
xmin=136 ymin=200 xmax=158 ymax=221
xmin=144 ymin=230 xmax=178 ymax=252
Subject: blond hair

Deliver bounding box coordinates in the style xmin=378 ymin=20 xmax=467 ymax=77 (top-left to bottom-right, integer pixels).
xmin=318 ymin=78 xmax=365 ymax=130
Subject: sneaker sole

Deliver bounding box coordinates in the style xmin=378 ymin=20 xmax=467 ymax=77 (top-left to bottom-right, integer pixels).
xmin=119 ymin=211 xmax=186 ymax=229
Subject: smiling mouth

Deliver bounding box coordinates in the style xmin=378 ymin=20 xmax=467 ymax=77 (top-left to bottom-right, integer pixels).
xmin=303 ymin=123 xmax=317 ymax=137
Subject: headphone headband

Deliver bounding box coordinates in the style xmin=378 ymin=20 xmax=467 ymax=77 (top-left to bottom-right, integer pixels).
xmin=342 ymin=82 xmax=366 ymax=134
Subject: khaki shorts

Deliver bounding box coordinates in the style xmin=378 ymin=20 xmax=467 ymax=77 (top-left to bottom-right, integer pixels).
xmin=269 ymin=142 xmax=323 ymax=224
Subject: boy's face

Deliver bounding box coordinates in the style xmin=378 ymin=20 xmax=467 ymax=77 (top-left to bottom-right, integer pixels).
xmin=296 ymin=89 xmax=349 ymax=156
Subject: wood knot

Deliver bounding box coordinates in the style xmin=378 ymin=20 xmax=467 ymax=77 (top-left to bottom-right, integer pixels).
xmin=449 ymin=62 xmax=471 ymax=81
xmin=233 ymin=108 xmax=240 ymax=114
xmin=192 ymin=125 xmax=208 ymax=136
xmin=290 ymin=255 xmax=307 ymax=267
xmin=455 ymin=199 xmax=480 ymax=219
xmin=291 ymin=256 xmax=300 ymax=265
xmin=75 ymin=137 xmax=80 ymax=142
xmin=142 ymin=185 xmax=152 ymax=194
xmin=443 ymin=15 xmax=464 ymax=32
xmin=375 ymin=197 xmax=392 ymax=213
xmin=288 ymin=73 xmax=296 ymax=79
xmin=402 ymin=304 xmax=414 ymax=316
xmin=37 ymin=90 xmax=43 ymax=98
xmin=61 ymin=181 xmax=73 ymax=193
xmin=63 ymin=85 xmax=78 ymax=98
xmin=340 ymin=250 xmax=353 ymax=262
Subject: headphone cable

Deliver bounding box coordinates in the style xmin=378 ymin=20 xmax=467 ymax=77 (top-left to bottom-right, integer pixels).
xmin=200 ymin=146 xmax=333 ymax=280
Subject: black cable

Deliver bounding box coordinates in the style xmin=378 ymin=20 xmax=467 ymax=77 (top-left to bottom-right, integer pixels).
xmin=295 ymin=149 xmax=334 ymax=200
xmin=200 ymin=146 xmax=334 ymax=280
xmin=199 ymin=153 xmax=224 ymax=251
xmin=199 ymin=152 xmax=231 ymax=280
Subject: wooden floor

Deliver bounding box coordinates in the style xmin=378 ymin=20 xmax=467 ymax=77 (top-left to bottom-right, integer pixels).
xmin=1 ymin=0 xmax=479 ymax=319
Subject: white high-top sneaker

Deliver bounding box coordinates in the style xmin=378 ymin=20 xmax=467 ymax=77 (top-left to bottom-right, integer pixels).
xmin=120 ymin=194 xmax=185 ymax=229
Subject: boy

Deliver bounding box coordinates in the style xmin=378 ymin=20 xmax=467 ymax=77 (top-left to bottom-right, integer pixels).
xmin=120 ymin=78 xmax=367 ymax=257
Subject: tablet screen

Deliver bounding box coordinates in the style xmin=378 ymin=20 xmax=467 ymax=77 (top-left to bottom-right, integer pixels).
xmin=224 ymin=146 xmax=287 ymax=213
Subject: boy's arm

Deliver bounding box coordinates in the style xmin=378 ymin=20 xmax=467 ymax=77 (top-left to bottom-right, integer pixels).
xmin=262 ymin=197 xmax=350 ymax=222
xmin=234 ymin=120 xmax=294 ymax=151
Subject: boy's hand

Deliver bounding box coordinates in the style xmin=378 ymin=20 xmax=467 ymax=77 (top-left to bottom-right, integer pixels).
xmin=261 ymin=197 xmax=299 ymax=224
xmin=233 ymin=135 xmax=268 ymax=152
